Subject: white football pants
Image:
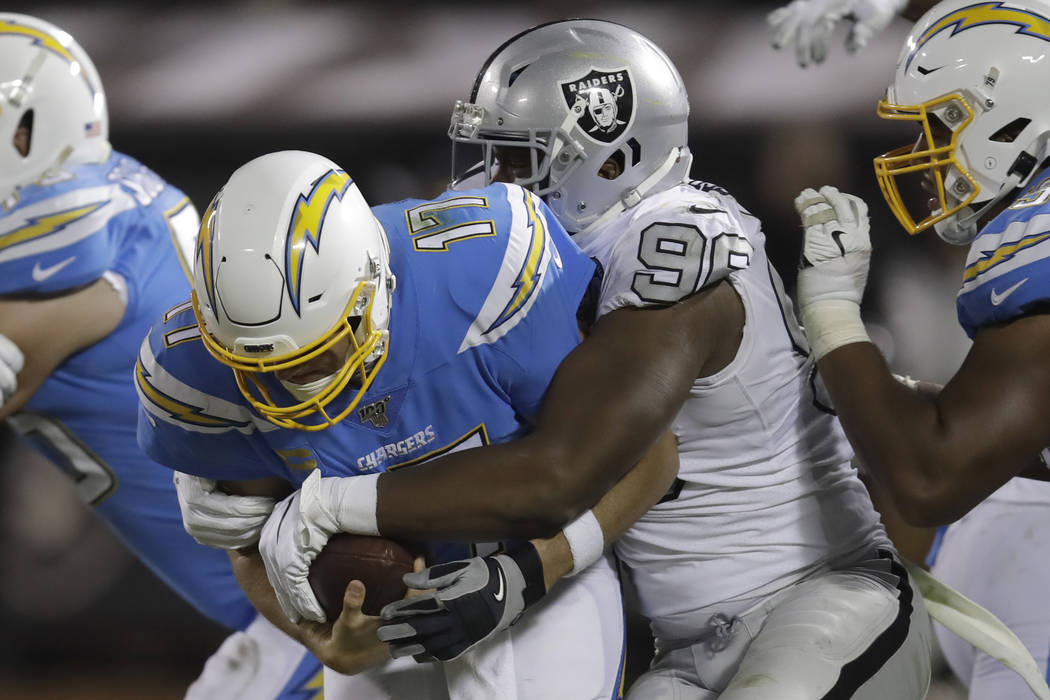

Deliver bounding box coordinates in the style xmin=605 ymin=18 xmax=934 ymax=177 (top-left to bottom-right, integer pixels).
xmin=628 ymin=550 xmax=932 ymax=699
xmin=930 ymin=478 xmax=1050 ymax=699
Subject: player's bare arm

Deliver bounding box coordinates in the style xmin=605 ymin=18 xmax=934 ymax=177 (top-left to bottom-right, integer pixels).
xmin=374 ymin=279 xmax=740 ymax=541
xmin=819 ymin=315 xmax=1050 ymax=524
xmin=0 ymin=276 xmax=125 ymax=420
xmin=377 ymin=430 xmax=680 ymax=662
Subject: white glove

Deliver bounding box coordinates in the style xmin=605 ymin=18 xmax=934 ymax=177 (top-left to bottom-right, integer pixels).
xmin=768 ymin=0 xmax=906 ymax=67
xmin=795 ymin=185 xmax=873 ymax=359
xmin=256 ymin=470 xmax=380 ymax=624
xmin=258 ymin=487 xmax=328 ymax=624
xmin=173 ymin=471 xmax=276 ymax=550
xmin=0 ymin=333 xmax=25 ymax=405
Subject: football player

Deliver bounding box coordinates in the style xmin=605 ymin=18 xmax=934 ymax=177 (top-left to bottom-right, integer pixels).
xmin=790 ymin=0 xmax=1050 ymax=697
xmin=136 ymin=149 xmax=679 ymax=697
xmin=768 ymin=0 xmax=937 ymax=67
xmin=379 ymin=19 xmax=935 ymax=699
xmin=0 ymin=14 xmax=323 ymax=698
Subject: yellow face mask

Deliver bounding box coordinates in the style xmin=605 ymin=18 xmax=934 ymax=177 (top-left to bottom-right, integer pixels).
xmin=191 ymin=281 xmax=389 ymax=432
xmin=873 ymin=93 xmax=981 ymax=235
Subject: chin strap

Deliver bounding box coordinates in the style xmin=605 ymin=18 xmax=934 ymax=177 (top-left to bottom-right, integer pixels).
xmin=573 ymin=147 xmax=690 ymax=244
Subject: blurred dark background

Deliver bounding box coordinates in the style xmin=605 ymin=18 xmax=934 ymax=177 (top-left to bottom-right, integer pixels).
xmin=0 ymin=1 xmax=971 ymax=697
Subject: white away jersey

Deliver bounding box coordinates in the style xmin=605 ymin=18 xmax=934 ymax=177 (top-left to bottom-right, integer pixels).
xmin=577 ymin=180 xmax=890 ymax=639
xmin=957 ymin=165 xmax=1050 ymax=338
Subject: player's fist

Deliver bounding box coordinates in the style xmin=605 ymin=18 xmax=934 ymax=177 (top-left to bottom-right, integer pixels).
xmin=794 ymin=186 xmax=874 ymax=360
xmin=796 ymin=185 xmax=872 ymax=307
xmin=768 ymin=0 xmax=905 ymax=67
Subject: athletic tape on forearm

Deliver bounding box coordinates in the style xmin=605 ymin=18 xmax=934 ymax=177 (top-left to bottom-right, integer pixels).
xmin=800 ymin=299 xmax=871 ymax=361
xmin=563 ymin=510 xmax=604 ymax=577
xmin=329 ymin=472 xmax=380 ymax=536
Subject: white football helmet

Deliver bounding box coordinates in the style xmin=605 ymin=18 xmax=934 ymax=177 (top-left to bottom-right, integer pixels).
xmin=449 ymin=19 xmax=692 ymax=239
xmin=0 ymin=14 xmax=109 ymax=203
xmin=192 ymin=150 xmax=396 ymax=431
xmin=874 ymin=0 xmax=1050 ymax=244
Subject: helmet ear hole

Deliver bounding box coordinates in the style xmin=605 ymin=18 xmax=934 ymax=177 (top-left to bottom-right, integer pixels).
xmin=990 ymin=117 xmax=1031 ymax=143
xmin=600 ymin=150 xmax=625 ymax=181
xmin=14 ymin=109 xmax=33 ymax=157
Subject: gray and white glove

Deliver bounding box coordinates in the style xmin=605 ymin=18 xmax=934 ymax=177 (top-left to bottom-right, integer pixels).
xmin=377 ymin=544 xmax=546 ymax=662
xmin=0 ymin=333 xmax=25 ymax=405
xmin=795 ymin=185 xmax=873 ymax=359
xmin=768 ymin=0 xmax=906 ymax=67
xmin=173 ymin=471 xmax=275 ymax=550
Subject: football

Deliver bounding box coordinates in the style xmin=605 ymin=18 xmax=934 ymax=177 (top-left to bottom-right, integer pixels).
xmin=307 ymin=533 xmax=415 ymax=618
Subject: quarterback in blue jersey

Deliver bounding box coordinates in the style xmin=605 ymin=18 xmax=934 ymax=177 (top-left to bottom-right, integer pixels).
xmin=0 ymin=14 xmax=322 ymax=698
xmin=137 ymin=149 xmax=675 ymax=698
xmin=791 ymin=0 xmax=1050 ymax=529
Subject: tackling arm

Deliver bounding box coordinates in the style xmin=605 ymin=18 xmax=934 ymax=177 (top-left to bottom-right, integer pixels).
xmin=818 ymin=313 xmax=1050 ymax=525
xmin=0 ymin=277 xmax=125 ymax=420
xmin=374 ymin=280 xmax=737 ymax=541
xmin=376 ymin=430 xmax=680 ymax=661
xmin=530 ymin=429 xmax=679 ymax=588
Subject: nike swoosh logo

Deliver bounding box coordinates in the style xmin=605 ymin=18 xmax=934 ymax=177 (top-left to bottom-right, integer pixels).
xmin=493 ymin=569 xmax=505 ymax=603
xmin=32 ymin=256 xmax=76 ymax=282
xmin=990 ymin=277 xmax=1028 ymax=306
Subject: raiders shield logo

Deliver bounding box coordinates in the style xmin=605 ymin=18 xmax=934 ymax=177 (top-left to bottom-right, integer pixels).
xmin=559 ymin=67 xmax=634 ymax=144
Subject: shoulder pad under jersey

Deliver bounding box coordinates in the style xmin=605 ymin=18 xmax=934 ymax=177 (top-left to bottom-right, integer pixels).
xmin=578 ymin=180 xmax=759 ymax=316
xmin=957 ymin=170 xmax=1050 ymax=338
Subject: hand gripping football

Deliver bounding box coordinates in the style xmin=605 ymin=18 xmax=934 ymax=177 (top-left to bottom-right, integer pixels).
xmin=308 ymin=533 xmax=415 ymax=617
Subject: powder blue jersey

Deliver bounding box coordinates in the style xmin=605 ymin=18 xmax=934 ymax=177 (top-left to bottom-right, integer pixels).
xmin=137 ymin=184 xmax=594 ymax=561
xmin=0 ymin=152 xmax=254 ymax=628
xmin=957 ymin=165 xmax=1050 ymax=337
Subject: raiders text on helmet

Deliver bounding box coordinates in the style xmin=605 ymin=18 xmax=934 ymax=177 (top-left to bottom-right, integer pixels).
xmin=874 ymin=0 xmax=1050 ymax=244
xmin=192 ymin=150 xmax=396 ymax=431
xmin=449 ymin=19 xmax=692 ymax=238
xmin=0 ymin=14 xmax=109 ymax=205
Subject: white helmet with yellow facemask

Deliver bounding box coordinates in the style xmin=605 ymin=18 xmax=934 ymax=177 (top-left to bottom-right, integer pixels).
xmin=875 ymin=0 xmax=1050 ymax=244
xmin=192 ymin=150 xmax=395 ymax=431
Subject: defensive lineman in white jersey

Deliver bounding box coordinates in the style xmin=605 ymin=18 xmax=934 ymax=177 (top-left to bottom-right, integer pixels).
xmin=429 ymin=20 xmax=935 ymax=698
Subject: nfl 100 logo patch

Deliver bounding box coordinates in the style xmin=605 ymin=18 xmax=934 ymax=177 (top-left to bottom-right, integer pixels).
xmin=358 ymin=395 xmax=392 ymax=428
xmin=559 ymin=67 xmax=635 ymax=144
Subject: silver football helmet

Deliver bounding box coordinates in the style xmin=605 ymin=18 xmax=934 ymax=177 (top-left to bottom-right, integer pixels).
xmin=0 ymin=14 xmax=109 ymax=203
xmin=874 ymin=0 xmax=1050 ymax=244
xmin=450 ymin=19 xmax=692 ymax=239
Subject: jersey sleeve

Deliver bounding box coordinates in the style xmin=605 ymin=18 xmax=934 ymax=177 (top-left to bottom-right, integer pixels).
xmin=0 ymin=154 xmax=197 ymax=298
xmin=593 ymin=185 xmax=758 ymax=317
xmin=956 ymin=190 xmax=1050 ymax=338
xmin=135 ymin=302 xmax=287 ymax=481
xmin=473 ymin=187 xmax=594 ymax=420
xmin=0 ymin=173 xmax=126 ymax=295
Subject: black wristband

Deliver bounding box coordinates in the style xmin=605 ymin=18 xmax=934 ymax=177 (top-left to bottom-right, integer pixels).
xmin=507 ymin=541 xmax=546 ymax=609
